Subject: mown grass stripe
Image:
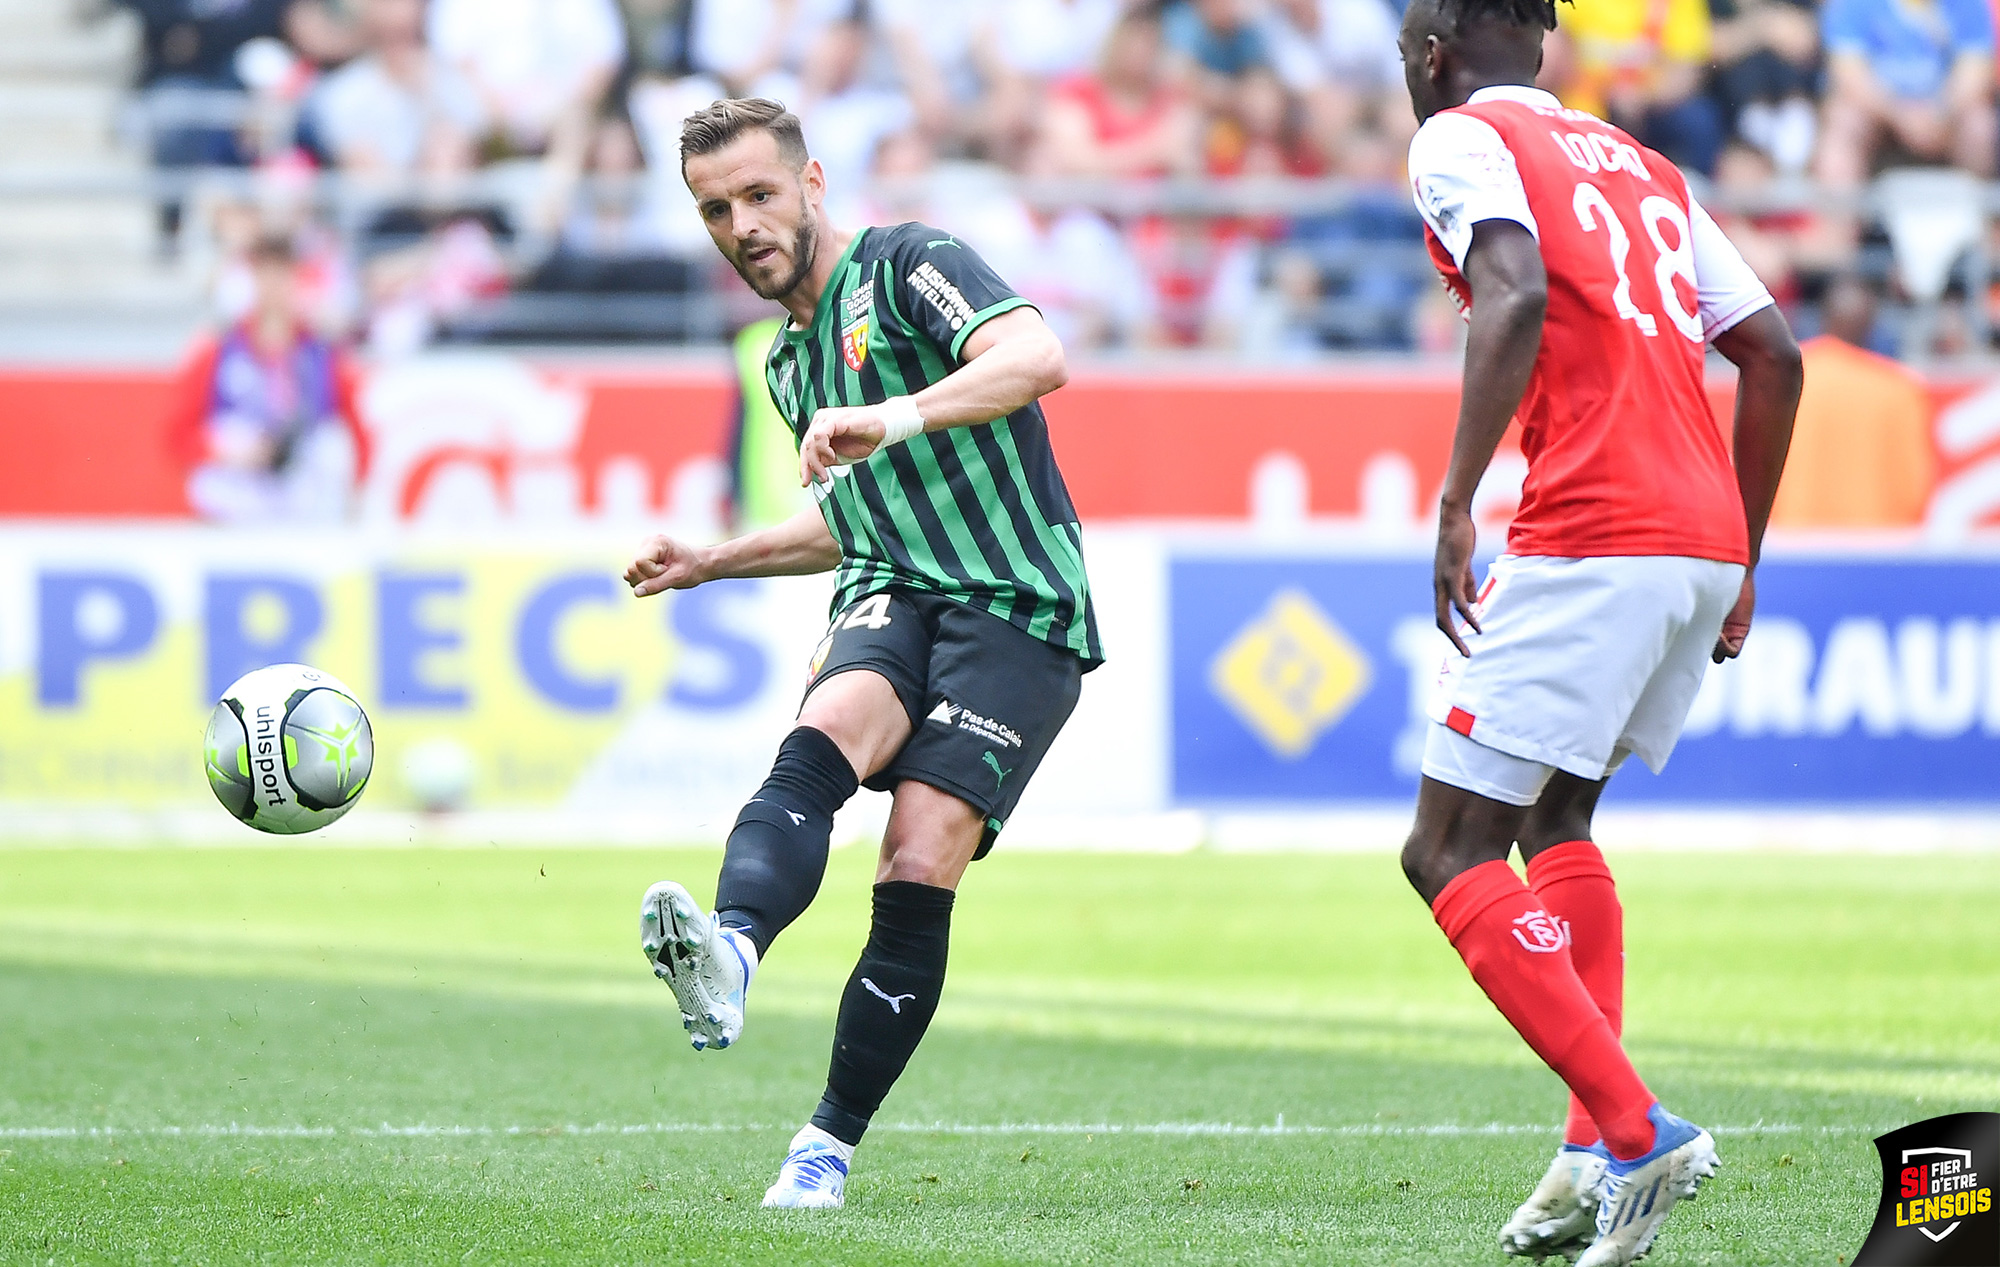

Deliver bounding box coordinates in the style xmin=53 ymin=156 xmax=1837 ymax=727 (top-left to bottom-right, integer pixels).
xmin=0 ymin=1121 xmax=1881 ymax=1140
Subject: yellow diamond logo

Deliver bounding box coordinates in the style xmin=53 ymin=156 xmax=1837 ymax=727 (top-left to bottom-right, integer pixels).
xmin=1209 ymin=589 xmax=1372 ymax=758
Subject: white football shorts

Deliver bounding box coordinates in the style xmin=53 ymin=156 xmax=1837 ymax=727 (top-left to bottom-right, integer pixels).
xmin=1420 ymin=553 xmax=1745 ymax=806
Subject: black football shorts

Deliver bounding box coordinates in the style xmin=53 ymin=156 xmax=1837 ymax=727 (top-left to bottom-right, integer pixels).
xmin=801 ymin=588 xmax=1083 ymax=858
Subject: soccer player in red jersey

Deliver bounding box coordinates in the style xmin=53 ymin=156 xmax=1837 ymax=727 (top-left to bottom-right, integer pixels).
xmin=1394 ymin=0 xmax=1803 ymax=1262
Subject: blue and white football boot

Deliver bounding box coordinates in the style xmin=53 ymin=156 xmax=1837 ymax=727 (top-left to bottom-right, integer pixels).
xmin=639 ymin=880 xmax=754 ymax=1051
xmin=1576 ymin=1106 xmax=1719 ymax=1266
xmin=1501 ymin=1142 xmax=1611 ymax=1260
xmin=762 ymin=1125 xmax=852 ymax=1209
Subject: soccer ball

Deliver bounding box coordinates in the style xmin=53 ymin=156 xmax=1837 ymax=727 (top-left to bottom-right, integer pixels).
xmin=203 ymin=664 xmax=373 ymax=834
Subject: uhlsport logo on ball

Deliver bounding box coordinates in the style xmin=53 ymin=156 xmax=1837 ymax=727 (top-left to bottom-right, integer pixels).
xmin=203 ymin=663 xmax=373 ymax=834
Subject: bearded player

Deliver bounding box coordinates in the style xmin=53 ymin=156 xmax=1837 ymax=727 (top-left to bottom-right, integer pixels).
xmin=1394 ymin=1 xmax=1801 ymax=1262
xmin=622 ymin=99 xmax=1100 ymax=1210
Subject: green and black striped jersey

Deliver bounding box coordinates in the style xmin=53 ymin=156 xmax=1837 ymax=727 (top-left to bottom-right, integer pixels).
xmin=765 ymin=221 xmax=1102 ymax=665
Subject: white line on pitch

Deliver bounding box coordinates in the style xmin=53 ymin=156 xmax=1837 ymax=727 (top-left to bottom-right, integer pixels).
xmin=0 ymin=1121 xmax=1878 ymax=1141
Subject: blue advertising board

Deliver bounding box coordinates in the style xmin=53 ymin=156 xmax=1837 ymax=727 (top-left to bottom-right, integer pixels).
xmin=1170 ymin=553 xmax=2000 ymax=805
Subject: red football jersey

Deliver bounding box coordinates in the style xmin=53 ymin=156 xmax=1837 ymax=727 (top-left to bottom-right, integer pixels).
xmin=1420 ymin=96 xmax=1751 ymax=565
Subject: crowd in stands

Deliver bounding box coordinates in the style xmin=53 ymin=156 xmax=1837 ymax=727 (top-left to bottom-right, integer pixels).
xmin=124 ymin=0 xmax=1993 ymax=522
xmin=125 ymin=0 xmax=2000 ymax=356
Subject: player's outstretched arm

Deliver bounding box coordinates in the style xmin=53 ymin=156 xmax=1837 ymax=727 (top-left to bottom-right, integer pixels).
xmin=1435 ymin=219 xmax=1547 ymax=656
xmin=1709 ymin=304 xmax=1803 ymax=660
xmin=796 ymin=308 xmax=1066 ymax=486
xmin=624 ymin=507 xmax=842 ymax=597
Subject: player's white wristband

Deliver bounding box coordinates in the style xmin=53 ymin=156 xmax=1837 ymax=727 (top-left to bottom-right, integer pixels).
xmin=878 ymin=396 xmax=926 ymax=447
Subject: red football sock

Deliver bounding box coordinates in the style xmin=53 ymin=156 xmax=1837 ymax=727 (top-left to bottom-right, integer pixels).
xmin=1528 ymin=840 xmax=1625 ymax=1149
xmin=1431 ymin=860 xmax=1656 ymax=1161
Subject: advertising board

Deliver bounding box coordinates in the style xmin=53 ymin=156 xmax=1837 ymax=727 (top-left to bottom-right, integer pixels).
xmin=1170 ymin=552 xmax=2000 ymax=805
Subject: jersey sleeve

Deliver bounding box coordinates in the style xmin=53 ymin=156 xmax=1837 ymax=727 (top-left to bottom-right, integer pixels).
xmin=1406 ymin=112 xmax=1538 ymax=269
xmin=887 ymin=224 xmax=1039 ymax=362
xmin=1687 ymin=197 xmax=1776 ymax=340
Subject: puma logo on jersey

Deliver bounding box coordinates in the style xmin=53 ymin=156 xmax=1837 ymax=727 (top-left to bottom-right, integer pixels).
xmin=982 ymin=751 xmax=1013 ymax=788
xmin=861 ymin=978 xmax=916 ymax=1013
xmin=926 ymin=236 xmax=960 ymax=250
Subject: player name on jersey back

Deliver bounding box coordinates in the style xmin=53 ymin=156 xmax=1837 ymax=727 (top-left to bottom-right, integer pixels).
xmin=1410 ymin=87 xmax=1772 ymax=566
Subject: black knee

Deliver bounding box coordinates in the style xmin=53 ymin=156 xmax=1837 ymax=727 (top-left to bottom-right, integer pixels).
xmin=714 ymin=727 xmax=859 ymax=955
xmin=1518 ymin=773 xmax=1606 ymax=857
xmin=1403 ymin=780 xmax=1527 ymax=905
xmin=1401 ymin=830 xmax=1449 ymax=901
xmin=756 ymin=725 xmax=859 ymax=822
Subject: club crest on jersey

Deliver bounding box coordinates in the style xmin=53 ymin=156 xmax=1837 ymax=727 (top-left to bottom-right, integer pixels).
xmin=840 ymin=316 xmax=870 ymax=370
xmin=839 ymin=280 xmax=874 ymax=370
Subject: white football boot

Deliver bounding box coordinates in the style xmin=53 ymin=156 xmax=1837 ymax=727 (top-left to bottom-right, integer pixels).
xmin=1576 ymin=1107 xmax=1720 ymax=1266
xmin=1501 ymin=1143 xmax=1609 ymax=1261
xmin=762 ymin=1125 xmax=852 ymax=1209
xmin=639 ymin=880 xmax=754 ymax=1051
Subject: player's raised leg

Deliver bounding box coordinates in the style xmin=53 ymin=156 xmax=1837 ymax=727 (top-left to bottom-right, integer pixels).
xmin=1500 ymin=773 xmax=1619 ymax=1258
xmin=644 ymin=668 xmax=909 ymax=1051
xmin=764 ymin=780 xmax=982 ymax=1209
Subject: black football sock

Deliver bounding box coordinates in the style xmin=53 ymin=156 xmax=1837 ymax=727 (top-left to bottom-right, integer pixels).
xmin=713 ymin=726 xmax=858 ymax=956
xmin=809 ymin=881 xmax=955 ymax=1146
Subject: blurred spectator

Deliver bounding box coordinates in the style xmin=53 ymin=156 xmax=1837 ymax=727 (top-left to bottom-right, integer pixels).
xmin=993 ymin=0 xmax=1121 ymax=82
xmin=512 ymin=105 xmax=698 ymax=332
xmin=622 ymin=0 xmax=694 ymax=79
xmin=1707 ymin=140 xmax=1853 ymax=301
xmin=1038 ymin=11 xmax=1253 ymax=346
xmin=1260 ymin=0 xmax=1413 ymax=172
xmin=1548 ymin=0 xmax=1725 ymax=174
xmin=686 ymin=0 xmax=850 ymax=96
xmin=874 ymin=0 xmax=998 ymax=150
xmin=118 ymin=0 xmax=355 ymax=243
xmin=984 ymin=0 xmax=1122 ymax=164
xmin=363 ymin=213 xmax=510 ymax=356
xmin=864 ymin=129 xmax=1149 ymax=349
xmin=1162 ymin=0 xmax=1289 ymax=171
xmin=1283 ymin=169 xmax=1431 ymax=350
xmin=1163 ymin=0 xmax=1272 ymax=86
xmin=207 ymin=194 xmax=358 ymax=334
xmin=120 ymin=0 xmax=354 ymax=124
xmin=1129 ymin=212 xmax=1259 ymax=347
xmin=1206 ymin=54 xmax=1324 ymax=178
xmin=173 ymin=233 xmax=361 ymax=523
xmin=426 ymin=0 xmax=625 ymax=158
xmin=1815 ymin=0 xmax=1997 ymax=185
xmin=551 ymin=111 xmax=675 ymax=254
xmin=307 ymin=0 xmax=485 ymax=175
xmin=1039 ymin=13 xmax=1202 ymax=178
xmin=794 ymin=20 xmax=916 ymax=226
xmin=1241 ymin=248 xmax=1328 ymax=359
xmin=1707 ymin=0 xmax=1820 ymax=173
xmin=1770 ymin=276 xmax=1937 ymax=528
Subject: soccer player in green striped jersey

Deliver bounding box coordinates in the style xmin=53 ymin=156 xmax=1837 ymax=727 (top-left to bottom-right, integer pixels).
xmin=621 ymin=98 xmax=1101 ymax=1208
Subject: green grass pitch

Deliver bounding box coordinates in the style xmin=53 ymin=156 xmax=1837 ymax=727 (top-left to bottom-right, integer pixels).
xmin=1 ymin=843 xmax=1995 ymax=1265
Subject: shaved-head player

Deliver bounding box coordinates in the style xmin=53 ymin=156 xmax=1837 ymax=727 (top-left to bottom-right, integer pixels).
xmin=624 ymin=98 xmax=1100 ymax=1209
xmin=1391 ymin=0 xmax=1802 ymax=1263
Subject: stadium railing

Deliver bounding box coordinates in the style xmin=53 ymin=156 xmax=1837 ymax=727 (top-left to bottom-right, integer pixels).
xmin=0 ymin=165 xmax=1991 ymax=356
